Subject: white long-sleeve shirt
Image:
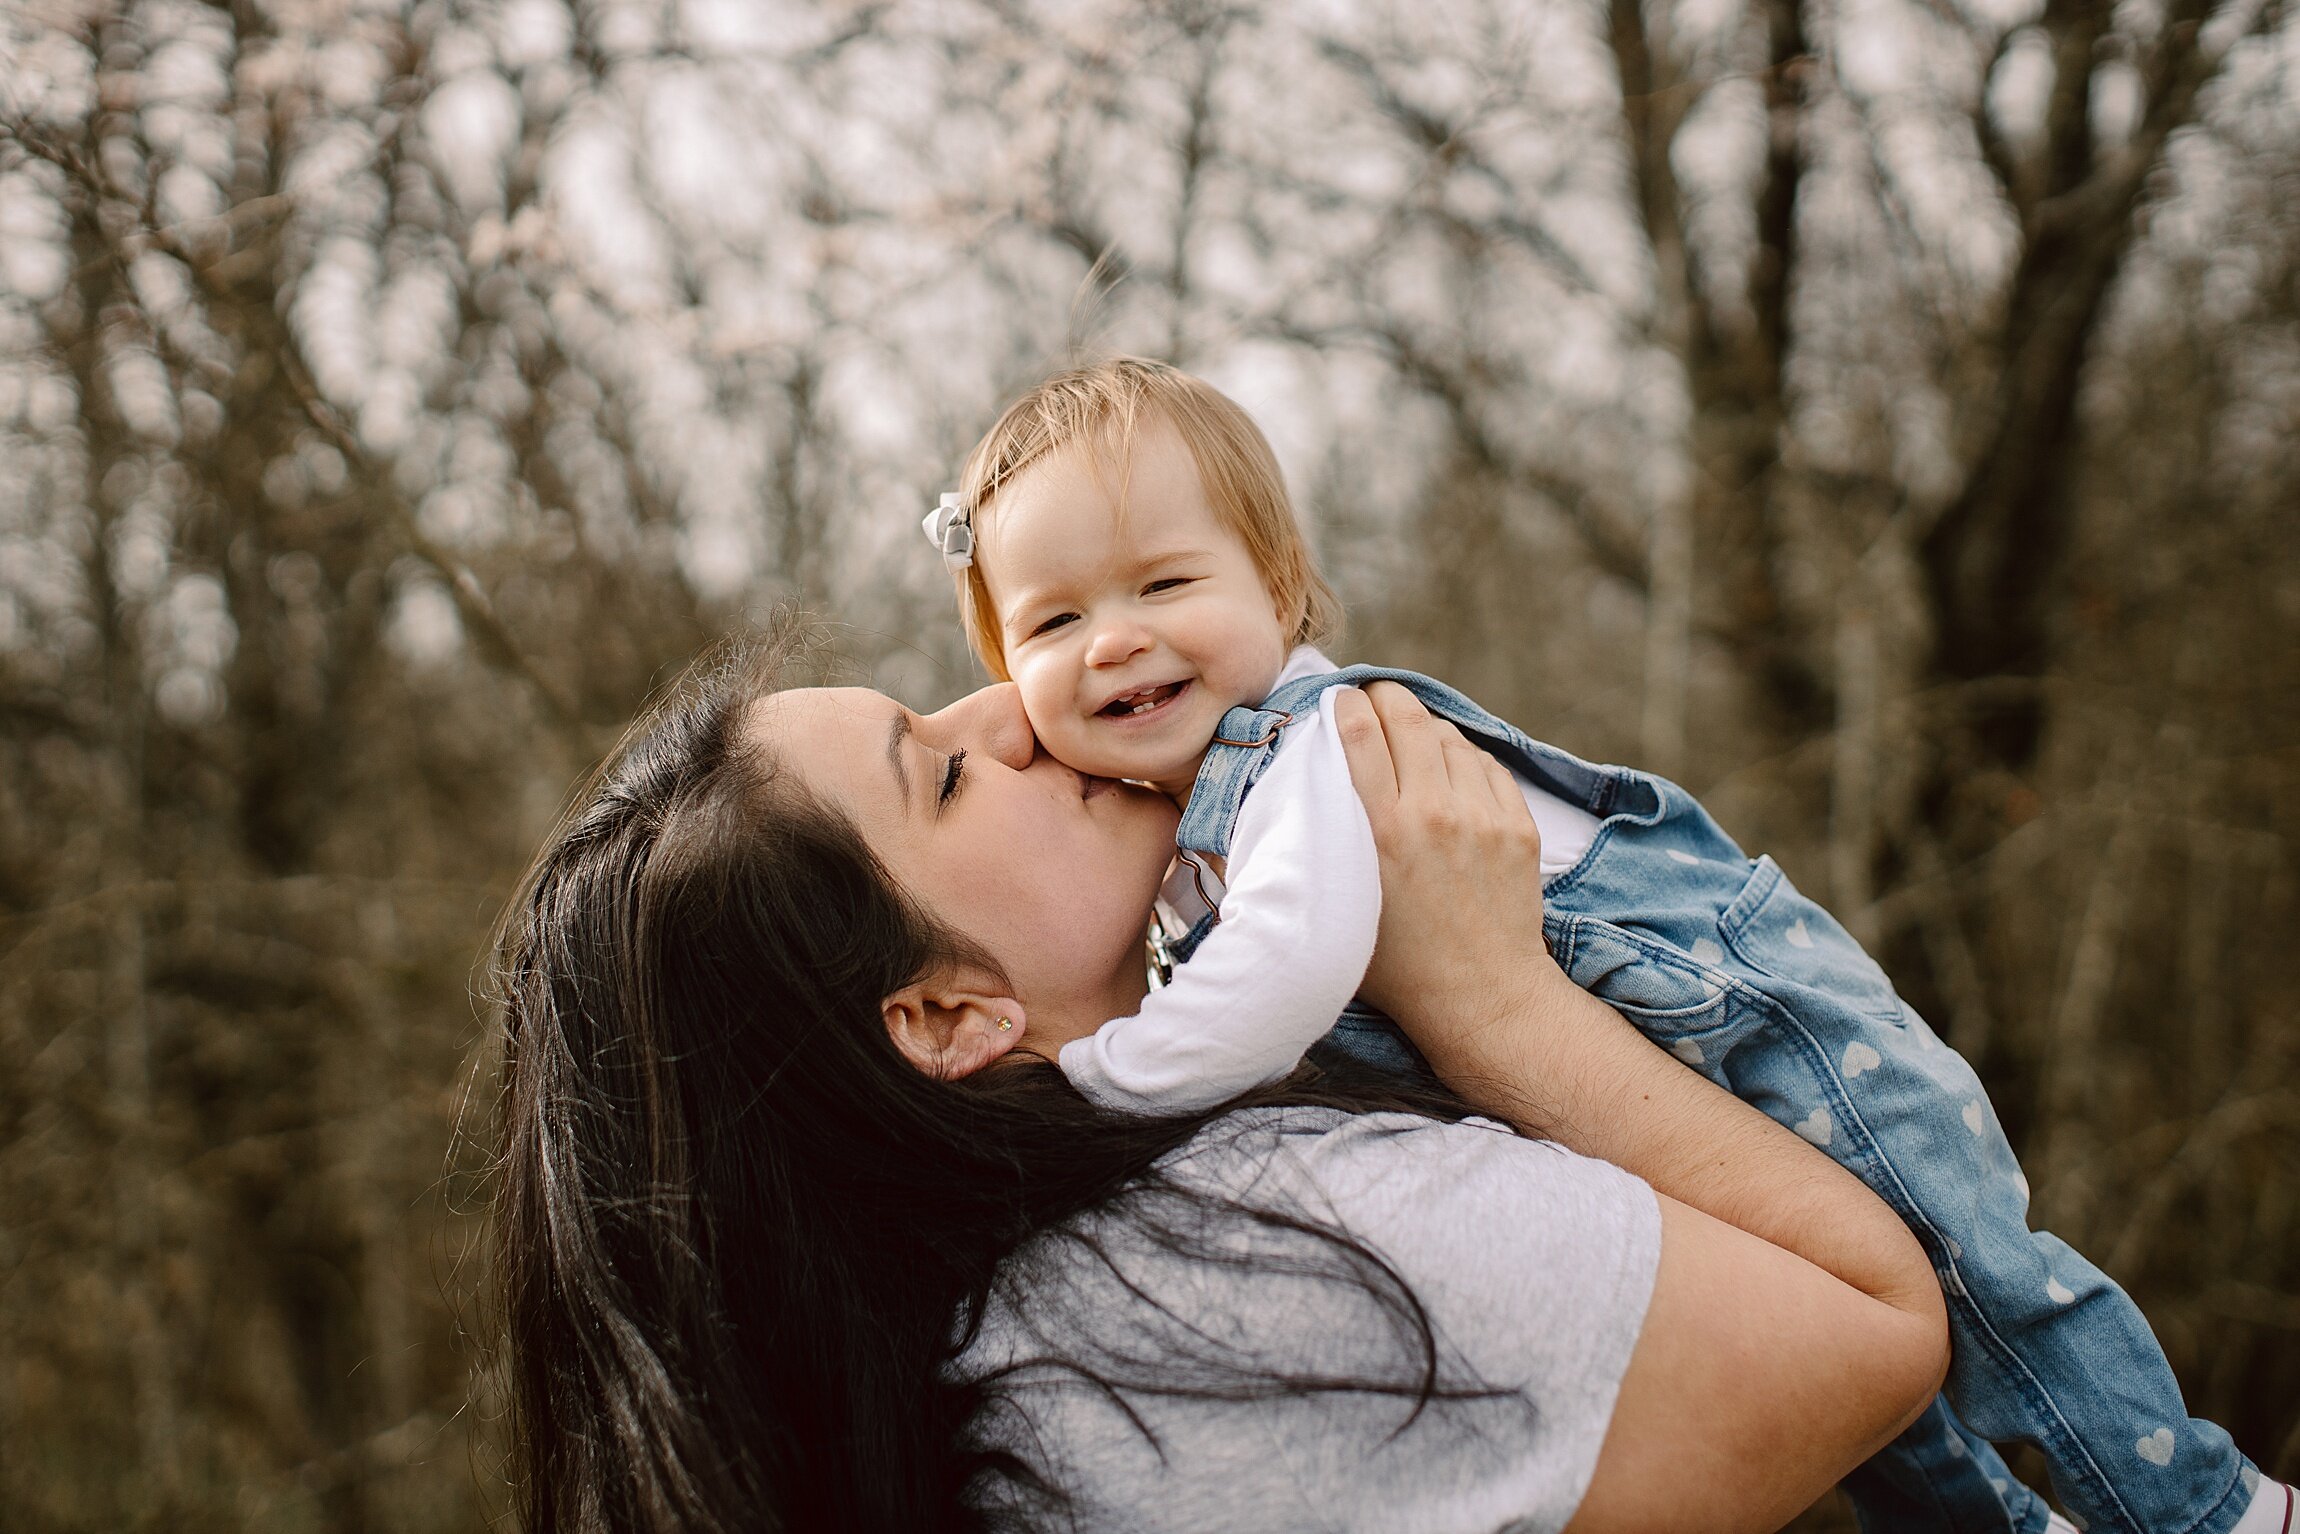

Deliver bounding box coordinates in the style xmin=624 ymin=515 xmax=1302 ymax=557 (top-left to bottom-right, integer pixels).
xmin=1060 ymin=648 xmax=1600 ymax=1113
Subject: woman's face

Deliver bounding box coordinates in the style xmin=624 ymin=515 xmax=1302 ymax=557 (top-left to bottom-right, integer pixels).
xmin=752 ymin=683 xmax=1181 ymax=1051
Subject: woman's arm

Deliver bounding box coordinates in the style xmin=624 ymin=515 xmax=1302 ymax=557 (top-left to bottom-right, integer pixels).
xmin=1332 ymin=683 xmax=1949 ymax=1534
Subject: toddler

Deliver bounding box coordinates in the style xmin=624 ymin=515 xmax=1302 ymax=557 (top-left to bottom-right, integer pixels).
xmin=921 ymin=357 xmax=2287 ymax=1534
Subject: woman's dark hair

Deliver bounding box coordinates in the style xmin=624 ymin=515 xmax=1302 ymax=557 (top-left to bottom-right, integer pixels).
xmin=490 ymin=636 xmax=1478 ymax=1534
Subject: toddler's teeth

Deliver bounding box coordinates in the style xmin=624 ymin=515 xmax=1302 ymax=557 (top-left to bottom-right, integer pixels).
xmin=1102 ymin=679 xmax=1186 ymax=718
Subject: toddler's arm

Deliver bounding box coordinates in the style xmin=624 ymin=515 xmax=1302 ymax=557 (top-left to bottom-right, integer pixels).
xmin=1058 ymin=691 xmax=1380 ymax=1113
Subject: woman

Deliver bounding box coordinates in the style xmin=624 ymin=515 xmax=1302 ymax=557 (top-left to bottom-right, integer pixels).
xmin=491 ymin=640 xmax=1949 ymax=1533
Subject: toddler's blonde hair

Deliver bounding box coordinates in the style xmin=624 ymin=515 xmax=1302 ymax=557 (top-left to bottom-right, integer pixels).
xmin=953 ymin=357 xmax=1341 ymax=680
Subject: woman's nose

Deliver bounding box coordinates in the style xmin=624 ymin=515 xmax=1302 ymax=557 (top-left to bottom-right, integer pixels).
xmin=927 ymin=683 xmax=1036 ymax=770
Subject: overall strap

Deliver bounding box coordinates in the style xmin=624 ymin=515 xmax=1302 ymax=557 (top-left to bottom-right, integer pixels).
xmin=1173 ymin=664 xmax=1645 ymax=860
xmin=1173 ymin=697 xmax=1301 ymax=857
xmin=1171 ymin=666 xmax=1451 ymax=858
xmin=1292 ymin=665 xmax=1638 ymax=820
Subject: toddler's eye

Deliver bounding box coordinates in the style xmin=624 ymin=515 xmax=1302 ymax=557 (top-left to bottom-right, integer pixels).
xmin=1027 ymin=612 xmax=1078 ymax=639
xmin=937 ymin=749 xmax=966 ymax=808
xmin=1143 ymin=578 xmax=1191 ymax=595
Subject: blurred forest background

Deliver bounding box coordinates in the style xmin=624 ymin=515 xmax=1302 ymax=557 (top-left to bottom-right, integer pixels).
xmin=1 ymin=0 xmax=2295 ymax=1527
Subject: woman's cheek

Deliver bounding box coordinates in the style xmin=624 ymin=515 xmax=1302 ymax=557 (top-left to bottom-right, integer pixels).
xmin=979 ymin=856 xmax=1083 ymax=950
xmin=1021 ymin=836 xmax=1140 ymax=953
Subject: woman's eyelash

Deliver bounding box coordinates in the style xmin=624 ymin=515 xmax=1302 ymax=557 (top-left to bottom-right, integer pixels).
xmin=937 ymin=750 xmax=966 ymax=807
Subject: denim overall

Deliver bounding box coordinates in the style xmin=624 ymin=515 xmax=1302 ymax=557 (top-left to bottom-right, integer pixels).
xmin=1172 ymin=664 xmax=2257 ymax=1534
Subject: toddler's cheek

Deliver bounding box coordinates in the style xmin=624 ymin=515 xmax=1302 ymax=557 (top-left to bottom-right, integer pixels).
xmin=1037 ymin=711 xmax=1088 ymax=762
xmin=1013 ymin=673 xmax=1077 ymax=741
xmin=1031 ymin=704 xmax=1107 ymax=770
xmin=1057 ymin=723 xmax=1131 ymax=777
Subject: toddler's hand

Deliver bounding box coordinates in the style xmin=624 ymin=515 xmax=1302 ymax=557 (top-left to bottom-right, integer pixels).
xmin=1333 ymin=683 xmax=1564 ymax=1046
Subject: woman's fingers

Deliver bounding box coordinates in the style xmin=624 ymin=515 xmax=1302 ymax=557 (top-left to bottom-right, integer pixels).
xmin=1423 ymin=710 xmax=1543 ymax=858
xmin=1352 ymin=685 xmax=1530 ymax=844
xmin=1427 ymin=713 xmax=1546 ymax=858
xmin=1363 ymin=681 xmax=1447 ymax=802
xmin=1344 ymin=682 xmax=1562 ymax=1021
xmin=1434 ymin=716 xmax=1488 ymax=795
xmin=1469 ymin=736 xmax=1540 ymax=858
xmin=1333 ymin=687 xmax=1398 ymax=823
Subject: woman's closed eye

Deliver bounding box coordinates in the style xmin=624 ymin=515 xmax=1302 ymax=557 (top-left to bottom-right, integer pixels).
xmin=936 ymin=749 xmax=966 ymax=809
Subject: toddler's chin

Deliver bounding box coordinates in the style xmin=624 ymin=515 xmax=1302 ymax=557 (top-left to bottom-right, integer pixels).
xmin=1097 ymin=754 xmax=1184 ymax=788
xmin=1044 ymin=735 xmax=1148 ymax=787
xmin=1060 ymin=736 xmax=1191 ymax=792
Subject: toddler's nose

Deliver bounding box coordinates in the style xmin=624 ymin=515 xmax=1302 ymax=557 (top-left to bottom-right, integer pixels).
xmin=927 ymin=683 xmax=1036 ymax=771
xmin=1084 ymin=616 xmax=1150 ymax=669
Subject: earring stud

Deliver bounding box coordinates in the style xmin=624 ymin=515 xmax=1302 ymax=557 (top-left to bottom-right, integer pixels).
xmin=995 ymin=1016 xmax=1013 ymax=1031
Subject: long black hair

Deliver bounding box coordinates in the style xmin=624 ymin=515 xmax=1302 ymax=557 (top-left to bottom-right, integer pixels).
xmin=489 ymin=636 xmax=1478 ymax=1534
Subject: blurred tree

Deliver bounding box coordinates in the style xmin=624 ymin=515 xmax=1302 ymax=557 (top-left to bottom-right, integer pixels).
xmin=2 ymin=0 xmax=2294 ymax=1527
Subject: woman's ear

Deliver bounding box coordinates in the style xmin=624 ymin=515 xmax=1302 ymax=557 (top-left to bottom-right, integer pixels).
xmin=882 ymin=979 xmax=1029 ymax=1080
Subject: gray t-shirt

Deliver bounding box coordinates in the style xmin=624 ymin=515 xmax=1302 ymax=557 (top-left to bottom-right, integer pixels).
xmin=953 ymin=1106 xmax=1661 ymax=1533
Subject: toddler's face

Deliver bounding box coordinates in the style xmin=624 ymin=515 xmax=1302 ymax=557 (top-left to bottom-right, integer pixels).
xmin=978 ymin=417 xmax=1293 ymax=799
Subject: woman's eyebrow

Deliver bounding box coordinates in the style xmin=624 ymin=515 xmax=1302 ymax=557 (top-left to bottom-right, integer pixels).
xmin=884 ymin=710 xmax=916 ymax=814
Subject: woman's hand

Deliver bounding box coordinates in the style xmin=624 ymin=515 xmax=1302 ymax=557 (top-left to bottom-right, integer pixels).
xmin=1331 ymin=682 xmax=1562 ymax=1036
xmin=1335 ymin=681 xmax=1950 ymax=1533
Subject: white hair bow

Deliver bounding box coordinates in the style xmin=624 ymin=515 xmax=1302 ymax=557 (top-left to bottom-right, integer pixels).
xmin=921 ymin=492 xmax=973 ymax=572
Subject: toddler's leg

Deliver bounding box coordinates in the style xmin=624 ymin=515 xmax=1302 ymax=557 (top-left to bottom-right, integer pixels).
xmin=1550 ymin=898 xmax=2264 ymax=1534
xmin=1841 ymin=1395 xmax=2058 ymax=1534
xmin=1934 ymin=1207 xmax=2254 ymax=1534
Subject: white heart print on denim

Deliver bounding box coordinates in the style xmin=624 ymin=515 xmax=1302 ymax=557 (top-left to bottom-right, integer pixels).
xmin=1722 ymin=856 xmax=1905 ymax=1022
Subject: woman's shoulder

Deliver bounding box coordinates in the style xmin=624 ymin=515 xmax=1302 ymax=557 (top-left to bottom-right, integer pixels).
xmin=958 ymin=1106 xmax=1662 ymax=1533
xmin=980 ymin=1105 xmax=1660 ymax=1358
xmin=1161 ymin=1104 xmax=1645 ymax=1210
xmin=1161 ymin=1105 xmax=1659 ymax=1284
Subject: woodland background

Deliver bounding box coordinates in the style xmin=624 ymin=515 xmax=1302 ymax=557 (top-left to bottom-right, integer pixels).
xmin=1 ymin=0 xmax=2296 ymax=1527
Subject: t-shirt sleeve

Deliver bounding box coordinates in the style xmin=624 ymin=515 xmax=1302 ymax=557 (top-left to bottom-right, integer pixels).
xmin=1059 ymin=692 xmax=1381 ymax=1113
xmin=961 ymin=1110 xmax=1662 ymax=1534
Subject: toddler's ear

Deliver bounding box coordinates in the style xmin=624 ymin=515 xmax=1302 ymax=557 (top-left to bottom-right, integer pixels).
xmin=882 ymin=980 xmax=1028 ymax=1080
